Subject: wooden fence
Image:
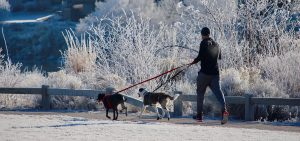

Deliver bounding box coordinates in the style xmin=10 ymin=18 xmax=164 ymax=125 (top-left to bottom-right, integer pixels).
xmin=0 ymin=85 xmax=145 ymax=111
xmin=1 ymin=85 xmax=300 ymax=121
xmin=174 ymin=94 xmax=300 ymax=121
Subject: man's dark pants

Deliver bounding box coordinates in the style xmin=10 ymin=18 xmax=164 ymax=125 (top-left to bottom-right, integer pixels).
xmin=196 ymin=72 xmax=226 ymax=117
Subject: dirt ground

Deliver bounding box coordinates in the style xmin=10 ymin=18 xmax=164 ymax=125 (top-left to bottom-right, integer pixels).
xmin=1 ymin=110 xmax=299 ymax=133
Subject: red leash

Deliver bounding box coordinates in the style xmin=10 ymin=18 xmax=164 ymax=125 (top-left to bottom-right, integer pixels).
xmin=115 ymin=63 xmax=191 ymax=93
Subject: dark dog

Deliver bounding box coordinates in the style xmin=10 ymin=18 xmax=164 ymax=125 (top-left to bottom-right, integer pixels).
xmin=138 ymin=88 xmax=179 ymax=120
xmin=97 ymin=93 xmax=127 ymax=120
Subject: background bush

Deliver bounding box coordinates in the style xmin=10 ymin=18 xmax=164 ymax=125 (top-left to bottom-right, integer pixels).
xmin=0 ymin=0 xmax=10 ymax=20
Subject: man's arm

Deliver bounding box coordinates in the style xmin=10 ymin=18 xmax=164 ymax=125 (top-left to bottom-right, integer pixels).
xmin=191 ymin=42 xmax=204 ymax=64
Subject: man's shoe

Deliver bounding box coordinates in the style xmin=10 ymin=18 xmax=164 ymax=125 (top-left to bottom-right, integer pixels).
xmin=221 ymin=111 xmax=229 ymax=125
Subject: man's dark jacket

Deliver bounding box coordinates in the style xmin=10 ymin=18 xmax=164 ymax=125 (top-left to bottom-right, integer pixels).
xmin=193 ymin=38 xmax=221 ymax=75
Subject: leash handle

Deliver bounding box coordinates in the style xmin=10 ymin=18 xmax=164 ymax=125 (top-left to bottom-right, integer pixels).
xmin=115 ymin=63 xmax=191 ymax=94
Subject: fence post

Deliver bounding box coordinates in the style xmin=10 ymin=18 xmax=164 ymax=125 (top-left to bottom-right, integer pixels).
xmin=244 ymin=94 xmax=254 ymax=121
xmin=172 ymin=91 xmax=183 ymax=117
xmin=41 ymin=85 xmax=50 ymax=110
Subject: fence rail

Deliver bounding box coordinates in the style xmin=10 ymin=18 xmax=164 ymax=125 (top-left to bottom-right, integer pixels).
xmin=0 ymin=88 xmax=41 ymax=95
xmin=174 ymin=94 xmax=300 ymax=121
xmin=1 ymin=85 xmax=300 ymax=121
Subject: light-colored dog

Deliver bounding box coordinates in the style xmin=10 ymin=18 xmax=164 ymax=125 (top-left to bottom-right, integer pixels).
xmin=138 ymin=88 xmax=180 ymax=120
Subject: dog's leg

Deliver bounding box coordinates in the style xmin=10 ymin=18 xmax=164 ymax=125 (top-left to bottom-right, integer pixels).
xmin=139 ymin=105 xmax=147 ymax=118
xmin=115 ymin=107 xmax=119 ymax=120
xmin=106 ymin=109 xmax=111 ymax=119
xmin=113 ymin=109 xmax=116 ymax=120
xmin=161 ymin=107 xmax=166 ymax=119
xmin=117 ymin=109 xmax=119 ymax=120
xmin=165 ymin=100 xmax=171 ymax=120
xmin=121 ymin=102 xmax=128 ymax=116
xmin=154 ymin=106 xmax=161 ymax=120
xmin=160 ymin=100 xmax=169 ymax=119
xmin=165 ymin=108 xmax=171 ymax=121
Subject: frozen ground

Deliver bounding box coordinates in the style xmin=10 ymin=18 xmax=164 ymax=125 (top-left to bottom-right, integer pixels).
xmin=0 ymin=112 xmax=300 ymax=141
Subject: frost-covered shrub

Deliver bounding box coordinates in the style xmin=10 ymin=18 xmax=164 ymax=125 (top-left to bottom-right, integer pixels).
xmin=0 ymin=50 xmax=46 ymax=88
xmin=62 ymin=31 xmax=97 ymax=74
xmin=220 ymin=67 xmax=286 ymax=98
xmin=0 ymin=0 xmax=9 ymax=9
xmin=61 ymin=31 xmax=124 ymax=90
xmin=0 ymin=60 xmax=23 ymax=87
xmin=219 ymin=67 xmax=288 ymax=119
xmin=17 ymin=69 xmax=46 ymax=88
xmin=259 ymin=48 xmax=300 ymax=98
xmin=48 ymin=70 xmax=83 ymax=89
xmin=0 ymin=65 xmax=45 ymax=109
xmin=221 ymin=68 xmax=248 ymax=96
xmin=78 ymin=0 xmax=295 ymax=76
xmin=82 ymin=0 xmax=293 ymax=70
xmin=77 ymin=0 xmax=182 ymax=32
xmin=0 ymin=0 xmax=10 ymax=20
xmin=0 ymin=49 xmax=46 ymax=109
xmin=47 ymin=70 xmax=97 ymax=110
xmin=81 ymin=14 xmax=191 ymax=95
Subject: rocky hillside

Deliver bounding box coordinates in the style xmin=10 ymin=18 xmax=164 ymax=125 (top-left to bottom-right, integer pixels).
xmin=0 ymin=0 xmax=100 ymax=72
xmin=0 ymin=18 xmax=75 ymax=72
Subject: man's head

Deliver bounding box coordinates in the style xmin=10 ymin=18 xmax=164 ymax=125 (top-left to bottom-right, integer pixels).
xmin=201 ymin=27 xmax=210 ymax=39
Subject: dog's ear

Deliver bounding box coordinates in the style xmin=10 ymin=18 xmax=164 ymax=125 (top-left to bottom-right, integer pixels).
xmin=97 ymin=94 xmax=100 ymax=101
xmin=138 ymin=88 xmax=145 ymax=97
xmin=97 ymin=93 xmax=105 ymax=101
xmin=138 ymin=88 xmax=144 ymax=92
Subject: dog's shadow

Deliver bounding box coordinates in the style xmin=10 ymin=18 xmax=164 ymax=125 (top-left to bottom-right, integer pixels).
xmin=13 ymin=122 xmax=111 ymax=129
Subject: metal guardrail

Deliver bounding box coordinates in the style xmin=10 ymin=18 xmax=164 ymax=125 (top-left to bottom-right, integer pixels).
xmin=1 ymin=85 xmax=300 ymax=121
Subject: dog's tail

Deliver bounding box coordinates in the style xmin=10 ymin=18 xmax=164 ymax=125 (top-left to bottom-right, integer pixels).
xmin=169 ymin=94 xmax=180 ymax=101
xmin=173 ymin=94 xmax=180 ymax=101
xmin=123 ymin=96 xmax=127 ymax=102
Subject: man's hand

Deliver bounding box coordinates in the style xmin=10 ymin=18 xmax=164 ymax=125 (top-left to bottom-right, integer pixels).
xmin=190 ymin=60 xmax=198 ymax=65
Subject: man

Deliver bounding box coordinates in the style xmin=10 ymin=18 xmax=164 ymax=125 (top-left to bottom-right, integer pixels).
xmin=190 ymin=27 xmax=229 ymax=124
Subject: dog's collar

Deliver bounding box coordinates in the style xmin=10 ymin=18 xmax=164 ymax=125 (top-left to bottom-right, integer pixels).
xmin=98 ymin=94 xmax=110 ymax=101
xmin=139 ymin=89 xmax=148 ymax=96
